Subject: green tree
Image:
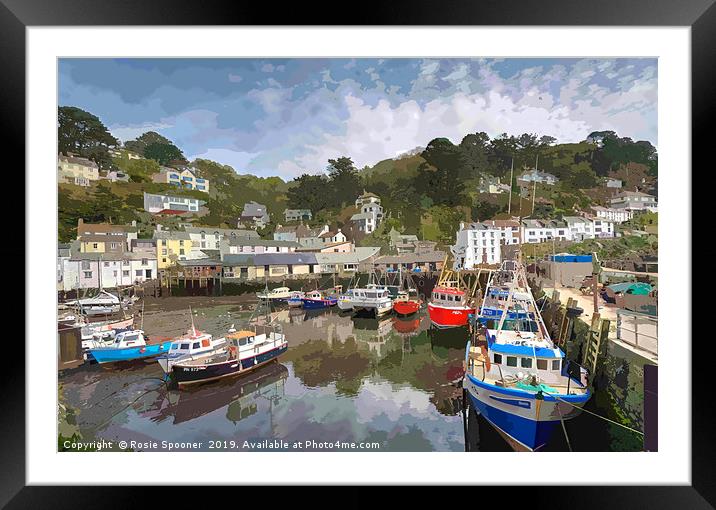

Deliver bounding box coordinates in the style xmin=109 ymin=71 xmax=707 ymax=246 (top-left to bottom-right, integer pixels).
xmin=459 ymin=132 xmax=491 ymax=180
xmin=144 ymin=142 xmax=186 ymax=166
xmin=416 ymin=138 xmax=467 ymax=206
xmin=327 ymin=157 xmax=362 ymax=208
xmin=58 ymin=106 xmax=118 ymax=169
xmin=287 ymin=174 xmax=331 ymax=213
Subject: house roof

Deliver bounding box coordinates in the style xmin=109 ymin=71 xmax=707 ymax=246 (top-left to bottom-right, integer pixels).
xmin=315 ymin=247 xmax=381 ymax=264
xmin=59 ymin=154 xmax=98 ymax=168
xmin=350 ymin=212 xmax=372 ymax=221
xmin=374 ymin=251 xmax=447 ymax=264
xmin=241 ymin=201 xmax=269 ymax=217
xmin=227 ymin=238 xmax=300 ymax=248
xmin=613 ymin=191 xmax=655 ymax=198
xmin=153 ymin=230 xmax=192 ymax=241
xmin=222 ymin=254 xmax=256 ymax=266
xmin=253 ymin=253 xmax=318 ymax=266
xmin=79 ymin=234 xmax=128 ymax=243
xmin=130 ymin=239 xmax=157 ymax=247
xmin=69 ymin=251 xmax=156 ymax=262
xmin=178 ymin=258 xmax=222 ymax=267
xmin=184 ymin=226 xmax=259 ymax=238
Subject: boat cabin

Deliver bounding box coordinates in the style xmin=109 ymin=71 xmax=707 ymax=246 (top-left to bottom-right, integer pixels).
xmin=269 ymin=287 xmax=290 ymax=295
xmin=431 ymin=286 xmax=466 ymax=306
xmin=168 ymin=333 xmax=213 ymax=355
xmin=225 ymin=330 xmax=259 ymax=357
xmin=112 ymin=330 xmax=146 ymax=349
xmin=305 ymin=290 xmax=323 ymax=300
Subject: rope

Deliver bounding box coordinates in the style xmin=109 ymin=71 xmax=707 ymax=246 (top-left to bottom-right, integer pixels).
xmin=555 ymin=403 xmax=573 ymax=452
xmin=554 ymin=396 xmax=644 ymax=436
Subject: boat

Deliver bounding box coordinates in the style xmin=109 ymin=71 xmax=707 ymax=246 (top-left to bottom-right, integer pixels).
xmin=156 ymin=329 xmax=227 ymax=374
xmin=286 ymin=290 xmax=305 ymax=308
xmin=392 ymin=289 xmax=422 ymax=316
xmin=427 ymin=259 xmax=477 ymax=328
xmin=337 ymin=289 xmax=355 ymax=311
xmin=86 ymin=329 xmax=173 ymax=364
xmin=427 ymin=286 xmax=475 ymax=328
xmin=462 ymin=258 xmax=591 ymax=451
xmin=301 ymin=290 xmax=337 ymax=309
xmin=79 ymin=316 xmax=135 ymax=349
xmin=66 ymin=290 xmax=122 ymax=316
xmin=349 ymin=284 xmax=393 ymax=316
xmin=170 ymin=327 xmax=288 ymax=387
xmin=256 ymin=286 xmax=292 ymax=302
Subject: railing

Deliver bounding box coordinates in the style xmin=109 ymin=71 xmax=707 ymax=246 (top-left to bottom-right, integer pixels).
xmin=617 ymin=309 xmax=658 ymax=357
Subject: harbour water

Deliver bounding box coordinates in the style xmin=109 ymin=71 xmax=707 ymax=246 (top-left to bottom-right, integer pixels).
xmin=58 ymin=297 xmax=643 ymax=452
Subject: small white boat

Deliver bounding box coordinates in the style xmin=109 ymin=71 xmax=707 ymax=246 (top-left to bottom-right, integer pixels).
xmin=157 ymin=329 xmax=227 ymax=374
xmin=348 ymin=284 xmax=393 ymax=316
xmin=66 ymin=290 xmax=122 ymax=315
xmin=256 ymin=286 xmax=292 ymax=301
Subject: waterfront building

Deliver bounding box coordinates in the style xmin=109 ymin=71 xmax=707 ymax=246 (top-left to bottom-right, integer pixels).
xmin=61 ymin=251 xmax=158 ymax=291
xmin=153 ymin=229 xmax=193 ymax=269
xmin=451 ymin=222 xmax=503 ymax=269
xmin=220 ymin=237 xmax=300 ymax=256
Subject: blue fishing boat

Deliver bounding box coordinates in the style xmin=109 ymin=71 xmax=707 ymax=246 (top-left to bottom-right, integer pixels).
xmin=287 ymin=290 xmax=305 ymax=308
xmin=301 ymin=290 xmax=337 ymax=309
xmin=87 ymin=330 xmax=173 ymax=364
xmin=463 ymin=259 xmax=590 ymax=451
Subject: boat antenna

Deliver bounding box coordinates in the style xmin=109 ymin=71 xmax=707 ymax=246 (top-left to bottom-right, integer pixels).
xmin=189 ymin=306 xmax=196 ymax=336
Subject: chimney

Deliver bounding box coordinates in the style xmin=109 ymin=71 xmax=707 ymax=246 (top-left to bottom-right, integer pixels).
xmin=459 ymin=222 xmax=465 ymax=231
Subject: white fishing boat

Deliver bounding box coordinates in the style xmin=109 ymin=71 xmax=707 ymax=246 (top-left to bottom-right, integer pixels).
xmin=157 ymin=329 xmax=227 ymax=374
xmin=348 ymin=284 xmax=393 ymax=316
xmin=256 ymin=286 xmax=292 ymax=302
xmin=463 ymin=258 xmax=590 ymax=451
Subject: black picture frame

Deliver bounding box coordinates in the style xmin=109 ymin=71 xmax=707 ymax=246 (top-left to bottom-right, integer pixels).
xmin=4 ymin=0 xmax=706 ymax=506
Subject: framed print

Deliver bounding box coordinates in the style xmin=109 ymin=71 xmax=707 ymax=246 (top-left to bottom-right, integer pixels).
xmin=3 ymin=0 xmax=709 ymax=505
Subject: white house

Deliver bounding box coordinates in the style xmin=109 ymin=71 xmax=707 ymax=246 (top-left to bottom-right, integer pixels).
xmin=152 ymin=166 xmax=210 ymax=192
xmin=184 ymin=226 xmax=259 ymax=254
xmin=220 ymin=237 xmax=300 ymax=256
xmin=610 ymin=191 xmax=657 ymax=212
xmin=143 ymin=192 xmax=206 ymax=215
xmin=591 ymin=206 xmax=633 ymax=223
xmin=451 ymin=222 xmax=503 ymax=269
xmin=518 ymin=169 xmax=559 ymax=185
xmin=61 ymin=252 xmax=158 ymax=291
xmin=352 ymin=191 xmax=384 ymax=235
xmin=520 ymin=219 xmax=570 ymax=243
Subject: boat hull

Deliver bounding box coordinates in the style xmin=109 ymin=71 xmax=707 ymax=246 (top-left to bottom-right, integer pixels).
xmin=88 ymin=340 xmax=174 ymax=364
xmin=287 ymin=298 xmax=304 ymax=308
xmin=302 ymin=298 xmax=336 ymax=309
xmin=427 ymin=303 xmax=474 ymax=328
xmin=172 ymin=344 xmax=288 ymax=386
xmin=393 ymin=300 xmax=421 ymax=316
xmin=463 ymin=374 xmax=589 ymax=451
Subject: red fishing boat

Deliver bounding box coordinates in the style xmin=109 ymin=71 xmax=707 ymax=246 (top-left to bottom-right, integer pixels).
xmin=392 ymin=290 xmax=422 ymax=316
xmin=427 ymin=286 xmax=475 ymax=328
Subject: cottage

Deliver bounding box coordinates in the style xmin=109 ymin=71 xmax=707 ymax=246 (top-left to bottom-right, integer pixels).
xmin=283 ymin=209 xmax=312 ymax=222
xmin=60 ymin=251 xmax=158 ymax=291
xmin=351 ymin=191 xmax=383 ymax=235
xmin=58 ymin=153 xmax=99 ymax=186
xmin=153 ymin=229 xmax=193 ymax=269
xmin=184 ymin=226 xmax=259 ymax=255
xmin=221 ymin=237 xmax=300 ymax=256
xmin=252 ymin=253 xmax=319 ymax=279
xmin=76 ymin=219 xmax=138 ymax=253
xmin=239 ymin=201 xmax=270 ymax=228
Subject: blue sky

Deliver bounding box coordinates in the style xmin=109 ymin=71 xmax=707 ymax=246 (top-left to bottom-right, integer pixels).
xmin=59 ymin=58 xmax=657 ymax=178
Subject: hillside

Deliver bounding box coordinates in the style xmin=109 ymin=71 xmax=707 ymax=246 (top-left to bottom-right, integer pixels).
xmin=57 ymin=106 xmax=658 ymax=247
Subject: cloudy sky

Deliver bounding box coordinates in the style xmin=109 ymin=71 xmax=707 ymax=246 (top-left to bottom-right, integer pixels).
xmin=59 ymin=58 xmax=657 ymax=179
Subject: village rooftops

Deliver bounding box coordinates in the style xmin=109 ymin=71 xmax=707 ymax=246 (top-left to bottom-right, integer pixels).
xmin=153 ymin=230 xmax=192 ymax=241
xmin=252 ymin=253 xmax=318 ymax=266
xmin=178 ymin=258 xmax=222 ymax=267
xmin=314 ymin=247 xmax=380 ymax=264
xmin=226 ymin=237 xmax=300 ymax=248
xmin=77 ymin=219 xmax=138 ymax=235
xmin=184 ymin=226 xmax=259 ymax=239
xmin=374 ymin=251 xmax=447 ymax=265
xmin=350 ymin=212 xmax=373 ymax=221
xmin=221 ymin=254 xmax=256 ymax=265
xmin=67 ymin=251 xmax=156 ymax=261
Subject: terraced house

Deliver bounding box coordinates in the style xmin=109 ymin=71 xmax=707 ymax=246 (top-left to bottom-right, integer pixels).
xmin=153 ymin=229 xmax=192 ymax=269
xmin=58 ymin=153 xmax=99 ymax=186
xmin=76 ymin=219 xmax=138 ymax=253
xmin=152 ymin=166 xmax=210 ymax=192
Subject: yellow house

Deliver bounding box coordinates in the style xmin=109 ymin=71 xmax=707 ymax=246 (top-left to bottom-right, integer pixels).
xmin=154 ymin=231 xmax=193 ymax=269
xmin=58 ymin=154 xmax=100 ymax=185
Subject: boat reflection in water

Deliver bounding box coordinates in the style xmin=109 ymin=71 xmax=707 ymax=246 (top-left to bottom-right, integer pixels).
xmin=148 ymin=362 xmax=288 ymax=426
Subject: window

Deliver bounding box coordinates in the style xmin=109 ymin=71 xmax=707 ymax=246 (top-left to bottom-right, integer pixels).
xmin=142 ymin=258 xmax=148 ymax=265
xmin=180 ymin=343 xmax=190 ymax=350
xmin=192 ymin=342 xmax=200 ymax=349
xmin=83 ymin=271 xmax=92 ymax=278
xmin=552 ymin=360 xmax=561 ymax=371
xmin=162 ymin=248 xmax=167 ymax=255
xmin=93 ymin=243 xmax=98 ymax=249
xmin=521 ymin=358 xmax=532 ymax=368
xmin=537 ymin=359 xmax=548 ymax=370
xmin=506 ymin=356 xmax=517 ymax=367
xmin=179 ymin=249 xmax=185 ymax=255
xmin=493 ymin=353 xmax=502 ymax=364
xmin=113 ymin=271 xmax=117 ymax=277
xmin=104 ymin=262 xmax=110 ymax=267
xmin=123 ymin=270 xmax=129 ymax=277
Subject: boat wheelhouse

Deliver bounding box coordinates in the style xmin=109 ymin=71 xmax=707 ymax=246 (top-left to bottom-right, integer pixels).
xmin=463 ymin=259 xmax=590 ymax=451
xmin=170 ymin=327 xmax=288 ymax=387
xmin=345 ymin=284 xmax=393 ymax=316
